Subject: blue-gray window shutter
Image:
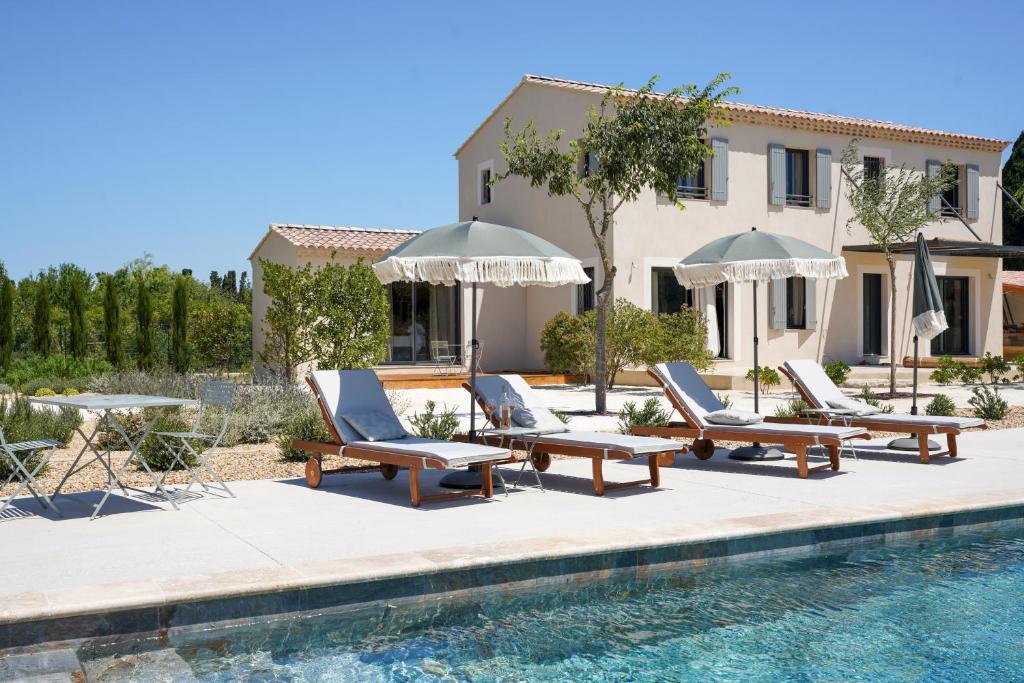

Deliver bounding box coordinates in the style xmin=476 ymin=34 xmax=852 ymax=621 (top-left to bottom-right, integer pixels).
xmin=966 ymin=164 xmax=979 ymax=219
xmin=804 ymin=278 xmax=817 ymax=330
xmin=926 ymin=160 xmax=942 ymax=214
xmin=711 ymin=138 xmax=728 ymax=201
xmin=769 ymin=144 xmax=786 ymax=205
xmin=815 ymin=149 xmax=831 ymax=209
xmin=770 ymin=279 xmax=787 ymax=329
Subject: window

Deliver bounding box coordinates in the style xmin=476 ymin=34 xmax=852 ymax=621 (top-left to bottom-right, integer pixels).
xmin=581 ymin=151 xmax=598 ymax=178
xmin=785 ymin=149 xmax=811 ymax=206
xmin=387 ymin=283 xmax=460 ymax=363
xmin=480 ymin=168 xmax=491 ymax=205
xmin=786 ymin=276 xmax=807 ymax=329
xmin=576 ymin=266 xmax=595 ymax=315
xmin=651 ymin=267 xmax=692 ymax=314
xmin=941 ymin=166 xmax=961 ymax=217
xmin=931 ymin=277 xmax=969 ymax=355
xmin=676 ymin=162 xmax=707 ymax=200
xmin=864 ymin=156 xmax=884 ymax=182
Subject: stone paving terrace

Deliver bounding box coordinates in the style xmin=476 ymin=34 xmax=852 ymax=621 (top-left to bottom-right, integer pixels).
xmin=1 ymin=428 xmax=1022 ymax=630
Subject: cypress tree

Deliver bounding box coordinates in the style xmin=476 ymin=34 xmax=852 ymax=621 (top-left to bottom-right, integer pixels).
xmin=32 ymin=279 xmax=51 ymax=357
xmin=209 ymin=271 xmax=221 ymax=289
xmin=135 ymin=274 xmax=154 ymax=371
xmin=68 ymin=278 xmax=88 ymax=360
xmin=103 ymin=275 xmax=123 ymax=367
xmin=222 ymin=270 xmax=237 ymax=297
xmin=0 ymin=277 xmax=13 ymax=371
xmin=171 ymin=275 xmax=189 ymax=373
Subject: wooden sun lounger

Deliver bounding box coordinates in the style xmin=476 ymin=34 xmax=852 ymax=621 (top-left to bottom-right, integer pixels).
xmin=632 ymin=368 xmax=870 ymax=478
xmin=295 ymin=376 xmax=500 ymax=508
xmin=777 ymin=364 xmax=987 ymax=465
xmin=463 ymin=381 xmax=683 ymax=496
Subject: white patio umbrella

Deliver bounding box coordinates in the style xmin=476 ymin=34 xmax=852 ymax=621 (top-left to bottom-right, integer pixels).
xmin=374 ymin=218 xmax=589 ymax=487
xmin=673 ymin=226 xmax=848 ymax=460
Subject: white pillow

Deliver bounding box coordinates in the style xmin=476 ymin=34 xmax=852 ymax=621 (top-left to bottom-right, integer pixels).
xmin=342 ymin=410 xmax=408 ymax=442
xmin=826 ymin=397 xmax=879 ymax=416
xmin=704 ymin=409 xmax=764 ymax=426
xmin=511 ymin=406 xmax=569 ymax=433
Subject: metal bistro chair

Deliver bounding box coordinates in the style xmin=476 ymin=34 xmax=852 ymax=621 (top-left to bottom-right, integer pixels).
xmin=430 ymin=341 xmax=459 ymax=376
xmin=154 ymin=380 xmax=236 ymax=498
xmin=0 ymin=429 xmax=61 ymax=516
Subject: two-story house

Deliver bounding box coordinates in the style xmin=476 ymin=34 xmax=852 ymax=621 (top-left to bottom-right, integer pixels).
xmin=455 ymin=74 xmax=1012 ymax=384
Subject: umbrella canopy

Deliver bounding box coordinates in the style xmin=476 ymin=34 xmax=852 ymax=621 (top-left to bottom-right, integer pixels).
xmin=373 ymin=220 xmax=589 ymax=287
xmin=911 ymin=233 xmax=948 ymax=341
xmin=673 ymin=228 xmax=847 ymax=288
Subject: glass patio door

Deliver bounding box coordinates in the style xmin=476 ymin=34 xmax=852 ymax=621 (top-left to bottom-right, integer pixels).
xmin=931 ymin=276 xmax=969 ymax=356
xmin=862 ymin=273 xmax=883 ymax=356
xmin=387 ymin=282 xmax=460 ymax=363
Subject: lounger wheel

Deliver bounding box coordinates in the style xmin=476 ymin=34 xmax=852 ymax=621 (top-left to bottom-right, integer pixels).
xmin=305 ymin=456 xmax=323 ymax=489
xmin=657 ymin=452 xmax=676 ymax=467
xmin=531 ymin=451 xmax=552 ymax=472
xmin=380 ymin=464 xmax=399 ymax=480
xmin=691 ymin=439 xmax=715 ymax=460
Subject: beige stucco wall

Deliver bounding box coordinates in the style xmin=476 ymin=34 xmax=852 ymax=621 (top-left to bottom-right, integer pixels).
xmin=457 ymin=81 xmax=1006 ymax=372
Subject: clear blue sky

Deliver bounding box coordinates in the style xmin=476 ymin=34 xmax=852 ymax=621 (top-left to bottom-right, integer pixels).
xmin=2 ymin=1 xmax=1021 ymax=281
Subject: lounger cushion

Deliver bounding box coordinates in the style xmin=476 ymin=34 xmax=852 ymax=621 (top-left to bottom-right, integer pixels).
xmin=347 ymin=437 xmax=508 ymax=468
xmin=847 ymin=413 xmax=985 ymax=429
xmin=529 ymin=431 xmax=682 ymax=456
xmin=652 ymin=363 xmax=725 ymax=427
xmin=703 ymin=421 xmax=867 ymax=440
xmin=310 ymin=369 xmax=403 ymax=444
xmin=342 ymin=409 xmax=408 ymax=442
xmin=705 ymin=409 xmax=764 ymax=425
xmin=474 ymin=375 xmax=570 ymax=433
xmin=825 ymin=397 xmax=879 ymax=416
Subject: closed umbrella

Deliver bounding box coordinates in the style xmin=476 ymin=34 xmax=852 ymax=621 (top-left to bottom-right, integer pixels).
xmin=673 ymin=226 xmax=848 ymax=460
xmin=890 ymin=232 xmax=948 ymax=452
xmin=374 ymin=219 xmax=589 ymax=487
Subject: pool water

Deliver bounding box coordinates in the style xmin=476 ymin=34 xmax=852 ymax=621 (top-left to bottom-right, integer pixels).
xmin=82 ymin=527 xmax=1024 ymax=681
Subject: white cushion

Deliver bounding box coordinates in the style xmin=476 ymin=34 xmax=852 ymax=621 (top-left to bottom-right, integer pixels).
xmin=652 ymin=363 xmax=725 ymax=427
xmin=474 ymin=375 xmax=569 ymax=434
xmin=704 ymin=408 xmax=764 ymax=425
xmin=310 ymin=370 xmax=401 ymax=444
xmin=826 ymin=397 xmax=879 ymax=416
xmin=342 ymin=409 xmax=408 ymax=442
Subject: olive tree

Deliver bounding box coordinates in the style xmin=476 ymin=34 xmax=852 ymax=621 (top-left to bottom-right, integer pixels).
xmin=311 ymin=260 xmax=390 ymax=370
xmin=841 ymin=140 xmax=956 ymax=394
xmin=259 ymin=260 xmax=318 ymax=383
xmin=498 ymin=74 xmax=736 ymax=412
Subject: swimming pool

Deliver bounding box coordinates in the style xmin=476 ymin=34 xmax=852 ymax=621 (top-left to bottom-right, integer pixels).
xmin=79 ymin=527 xmax=1024 ymax=681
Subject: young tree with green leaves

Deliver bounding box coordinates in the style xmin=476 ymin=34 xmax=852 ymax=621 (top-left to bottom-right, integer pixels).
xmin=841 ymin=140 xmax=956 ymax=394
xmin=191 ymin=294 xmax=248 ymax=371
xmin=67 ymin=277 xmax=88 ymax=360
xmin=171 ymin=275 xmax=189 ymax=373
xmin=1003 ymin=131 xmax=1024 ymax=269
xmin=102 ymin=274 xmax=124 ymax=367
xmin=312 ymin=260 xmax=390 ymax=370
xmin=135 ymin=273 xmax=155 ymax=371
xmin=498 ymin=74 xmax=737 ymax=412
xmin=0 ymin=277 xmax=13 ymax=372
xmin=32 ymin=279 xmax=51 ymax=357
xmin=259 ymin=259 xmax=317 ymax=382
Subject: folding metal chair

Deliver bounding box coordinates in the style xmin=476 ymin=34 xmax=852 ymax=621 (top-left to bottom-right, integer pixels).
xmin=430 ymin=341 xmax=458 ymax=376
xmin=0 ymin=429 xmax=61 ymax=516
xmin=154 ymin=380 xmax=236 ymax=498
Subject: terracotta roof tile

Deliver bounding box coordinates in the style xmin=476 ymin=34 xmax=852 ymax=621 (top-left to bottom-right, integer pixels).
xmin=269 ymin=224 xmax=419 ymax=253
xmin=1003 ymin=271 xmax=1024 ymax=292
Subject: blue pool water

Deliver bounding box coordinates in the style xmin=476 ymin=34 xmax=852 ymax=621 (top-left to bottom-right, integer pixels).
xmin=82 ymin=527 xmax=1024 ymax=681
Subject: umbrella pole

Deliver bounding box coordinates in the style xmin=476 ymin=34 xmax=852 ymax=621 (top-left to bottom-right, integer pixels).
xmin=911 ymin=335 xmax=919 ymax=416
xmin=441 ymin=282 xmax=486 ymax=489
xmin=730 ymin=279 xmax=783 ymax=461
xmin=890 ymin=333 xmax=939 ymax=451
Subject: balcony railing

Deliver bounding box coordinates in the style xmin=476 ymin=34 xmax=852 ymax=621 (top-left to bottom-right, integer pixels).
xmin=785 ymin=193 xmax=813 ymax=207
xmin=676 ymin=184 xmax=707 ymax=200
xmin=941 ymin=204 xmax=962 ymax=218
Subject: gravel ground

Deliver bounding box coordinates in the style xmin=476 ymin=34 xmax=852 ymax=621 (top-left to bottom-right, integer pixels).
xmin=5 ymin=405 xmax=1020 ymax=499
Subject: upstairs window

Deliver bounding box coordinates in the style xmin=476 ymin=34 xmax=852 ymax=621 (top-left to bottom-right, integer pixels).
xmin=864 ymin=156 xmax=884 ymax=182
xmin=480 ymin=168 xmax=492 ymax=205
xmin=676 ymin=162 xmax=707 ymax=200
xmin=941 ymin=166 xmax=961 ymax=217
xmin=581 ymin=151 xmax=598 ymax=178
xmin=785 ymin=149 xmax=811 ymax=207
xmin=576 ymin=266 xmax=595 ymax=315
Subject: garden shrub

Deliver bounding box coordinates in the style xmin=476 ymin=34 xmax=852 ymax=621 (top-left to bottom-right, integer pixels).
xmin=409 ymin=400 xmax=460 ymax=440
xmin=773 ymin=399 xmax=810 ymax=418
xmin=0 ymin=383 xmax=12 ymax=395
xmin=0 ymin=397 xmax=82 ymax=479
xmin=968 ymin=386 xmax=1009 ymax=420
xmin=959 ymin=366 xmax=983 ymax=385
xmin=34 ymin=388 xmax=55 ymax=397
xmin=137 ymin=410 xmax=202 ymax=471
xmin=716 ymin=393 xmax=733 ymax=410
xmin=1014 ymin=354 xmax=1024 ymax=382
xmin=617 ymin=398 xmax=670 ymax=434
xmin=275 ymin=401 xmax=334 ymax=462
xmin=859 ymin=386 xmax=895 ymax=413
xmin=19 ymin=376 xmax=89 ymax=396
xmin=2 ymin=356 xmax=111 ymax=389
xmin=925 ymin=394 xmax=956 ymax=417
xmin=929 ymin=355 xmax=963 ymax=385
xmin=980 ymin=352 xmax=1010 ymax=384
xmin=745 ymin=366 xmax=780 ymax=394
xmin=823 ymin=359 xmax=851 ymax=386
